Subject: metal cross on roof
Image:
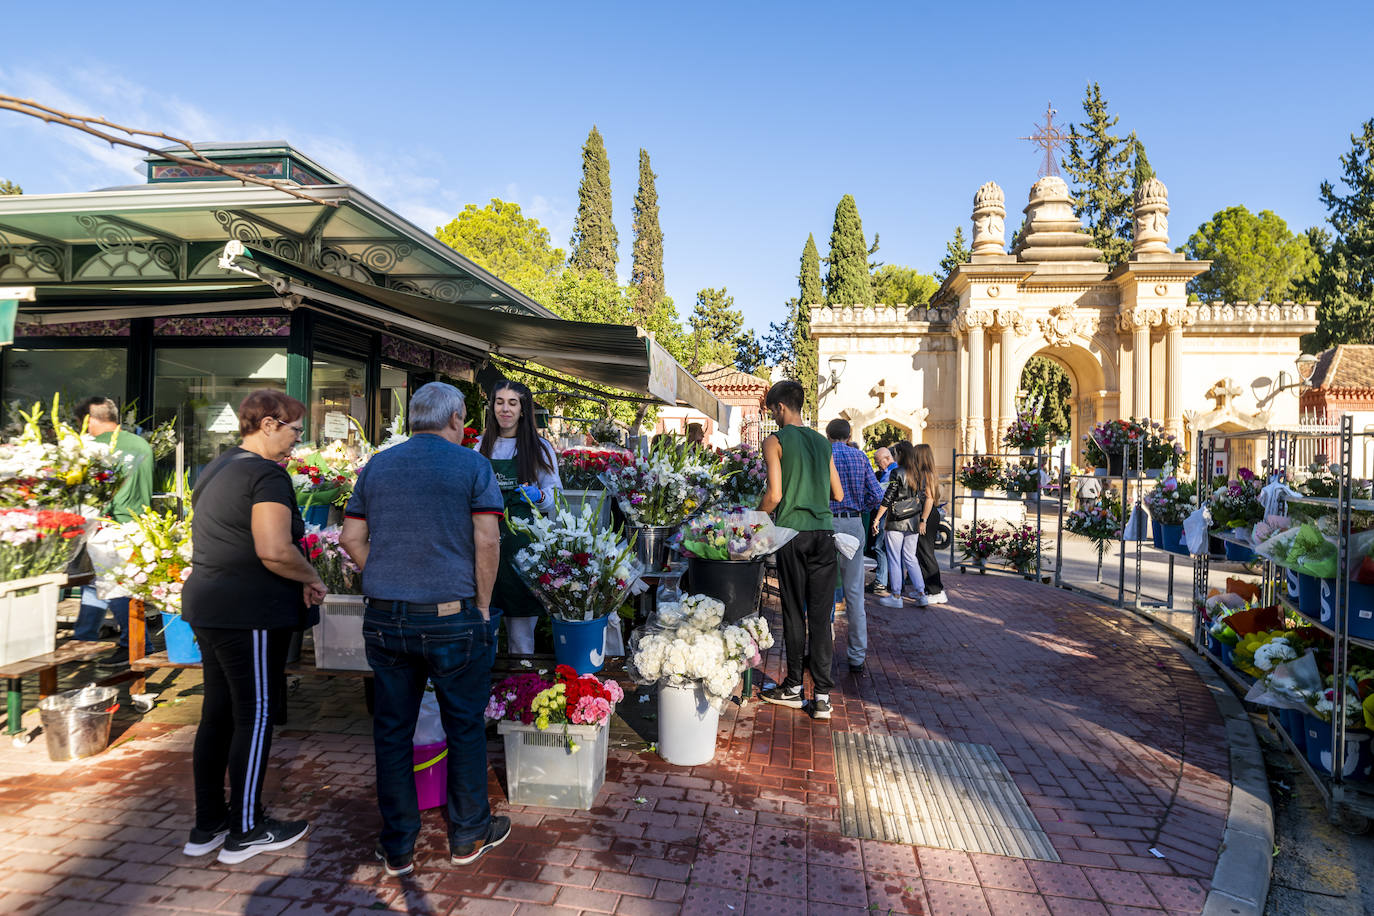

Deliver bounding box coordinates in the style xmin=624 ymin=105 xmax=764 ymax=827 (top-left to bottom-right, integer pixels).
xmin=1020 ymin=102 xmax=1070 ymax=178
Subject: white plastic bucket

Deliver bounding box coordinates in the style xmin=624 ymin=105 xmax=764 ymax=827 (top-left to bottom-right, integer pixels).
xmin=657 ymin=680 xmax=719 ymax=767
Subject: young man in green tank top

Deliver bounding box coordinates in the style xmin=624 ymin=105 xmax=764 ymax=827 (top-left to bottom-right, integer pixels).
xmin=757 ymin=380 xmax=844 ymax=719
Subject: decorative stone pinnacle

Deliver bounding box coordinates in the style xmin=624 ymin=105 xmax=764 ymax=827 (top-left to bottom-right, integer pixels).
xmin=1133 ymin=176 xmax=1170 ymax=255
xmin=971 ymin=181 xmax=1006 ymax=255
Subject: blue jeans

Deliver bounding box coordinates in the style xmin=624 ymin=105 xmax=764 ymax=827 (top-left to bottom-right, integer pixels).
xmin=73 ymin=588 xmax=152 ymax=651
xmin=362 ymin=600 xmax=495 ymax=857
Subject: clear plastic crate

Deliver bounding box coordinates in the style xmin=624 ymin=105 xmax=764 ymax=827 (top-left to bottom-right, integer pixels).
xmin=0 ymin=573 xmax=64 ymax=667
xmin=497 ymin=719 xmax=607 ymax=810
xmin=311 ymin=595 xmax=369 ymax=671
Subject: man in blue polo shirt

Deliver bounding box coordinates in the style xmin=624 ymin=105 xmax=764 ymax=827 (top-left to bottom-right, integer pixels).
xmin=340 ymin=382 xmax=506 ymax=877
xmin=826 ymin=419 xmax=884 ymax=675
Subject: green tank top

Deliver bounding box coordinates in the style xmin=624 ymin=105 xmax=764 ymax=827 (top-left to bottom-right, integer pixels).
xmin=773 ymin=425 xmax=834 ymax=532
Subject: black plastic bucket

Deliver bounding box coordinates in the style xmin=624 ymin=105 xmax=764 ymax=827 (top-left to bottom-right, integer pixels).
xmin=686 ymin=557 xmax=765 ymax=623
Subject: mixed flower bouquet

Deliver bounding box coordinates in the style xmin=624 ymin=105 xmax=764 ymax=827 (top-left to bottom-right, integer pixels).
xmin=599 ymin=439 xmax=725 ymax=527
xmin=301 ymin=525 xmax=360 ymax=594
xmin=674 ymin=509 xmax=797 ymax=561
xmin=557 ymin=446 xmax=634 ymax=490
xmin=1002 ymin=458 xmax=1041 ymax=495
xmin=1263 ymin=521 xmax=1340 ymax=577
xmin=626 ymin=594 xmax=774 ymax=709
xmin=285 ymin=449 xmax=353 ymax=509
xmin=1296 ymin=461 xmax=1341 ymax=498
xmin=486 ymin=665 xmax=624 ymax=751
xmin=1066 ymin=495 xmax=1123 ymax=565
xmin=1002 ymin=403 xmax=1050 ymax=450
xmin=1141 ymin=420 xmax=1185 ymax=470
xmin=0 ymin=508 xmax=89 ymax=580
xmin=506 ymin=492 xmax=646 ymax=620
xmin=1143 ymin=476 xmax=1197 ymax=525
xmin=955 ymin=519 xmax=1002 ymax=563
xmin=1208 ymin=469 xmax=1264 ymax=531
xmin=1083 ymin=417 xmax=1147 ymax=470
xmin=716 ymin=442 xmax=767 ymax=507
xmin=997 ymin=523 xmax=1042 ymax=573
xmin=957 ymin=455 xmax=1003 ymax=492
xmin=0 ymin=398 xmax=129 ymax=511
xmin=108 ymin=508 xmax=194 ymax=614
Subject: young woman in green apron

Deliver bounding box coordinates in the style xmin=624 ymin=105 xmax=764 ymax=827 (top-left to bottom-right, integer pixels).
xmin=476 ymin=380 xmax=562 ymax=654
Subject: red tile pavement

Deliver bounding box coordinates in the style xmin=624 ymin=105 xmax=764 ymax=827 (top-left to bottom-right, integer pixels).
xmin=0 ymin=573 xmax=1228 ymax=914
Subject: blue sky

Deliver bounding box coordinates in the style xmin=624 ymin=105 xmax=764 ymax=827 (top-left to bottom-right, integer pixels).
xmin=2 ymin=1 xmax=1371 ymax=334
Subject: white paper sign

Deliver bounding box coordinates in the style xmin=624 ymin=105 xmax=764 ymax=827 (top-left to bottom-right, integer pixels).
xmin=322 ymin=411 xmax=349 ymax=440
xmin=205 ymin=403 xmax=238 ymax=434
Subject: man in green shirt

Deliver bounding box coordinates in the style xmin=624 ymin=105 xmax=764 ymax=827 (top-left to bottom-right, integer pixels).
xmin=757 ymin=380 xmax=843 ymax=719
xmin=73 ymin=397 xmax=155 ymax=663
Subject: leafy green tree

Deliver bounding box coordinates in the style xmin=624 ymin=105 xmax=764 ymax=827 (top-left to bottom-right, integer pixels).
xmin=569 ymin=126 xmax=618 ymax=279
xmin=1019 ymin=357 xmax=1072 ymax=440
xmin=937 ymin=226 xmax=970 ymax=281
xmin=630 ymin=149 xmax=665 ymax=319
xmin=874 ymin=265 xmax=939 ymax=306
xmin=0 ymin=180 xmax=20 ymax=196
xmin=1062 ymin=83 xmax=1132 ymax=265
xmin=688 ymin=287 xmax=745 ymax=371
xmin=861 ymin=420 xmax=907 ymax=450
xmin=435 ymin=199 xmax=564 ymax=296
xmin=824 ymin=194 xmax=875 ymax=305
xmin=1180 ymin=206 xmax=1318 ymax=303
xmin=1308 ymin=119 xmax=1374 ymax=349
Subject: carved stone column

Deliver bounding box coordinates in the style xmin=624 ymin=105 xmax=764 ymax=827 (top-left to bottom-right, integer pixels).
xmin=1164 ymin=307 xmax=1189 ymax=443
xmin=994 ymin=308 xmax=1023 ymax=445
xmin=1120 ymin=308 xmax=1160 ymax=418
xmin=958 ymin=310 xmax=992 ymax=452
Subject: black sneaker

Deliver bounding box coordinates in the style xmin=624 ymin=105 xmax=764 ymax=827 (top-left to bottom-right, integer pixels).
xmin=216 ymin=817 xmax=309 ymax=864
xmin=761 ymin=685 xmax=804 ymax=708
xmin=811 ymin=697 xmax=833 ymax=720
xmin=848 ymin=663 xmax=866 ymax=676
xmin=182 ymin=820 xmax=229 ymax=856
xmin=374 ymin=842 xmax=414 ymax=877
xmin=451 ymin=815 xmax=511 ymax=866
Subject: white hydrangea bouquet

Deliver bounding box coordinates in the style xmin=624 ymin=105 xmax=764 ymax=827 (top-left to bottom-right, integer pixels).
xmin=626 ymin=593 xmax=774 ymax=709
xmin=506 ymin=491 xmax=647 ymax=621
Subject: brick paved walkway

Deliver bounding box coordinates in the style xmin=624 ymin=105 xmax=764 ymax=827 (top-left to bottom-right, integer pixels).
xmin=0 ymin=572 xmax=1230 ymax=915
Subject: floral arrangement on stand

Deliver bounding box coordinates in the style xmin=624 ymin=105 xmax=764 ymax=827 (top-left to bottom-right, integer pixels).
xmin=599 ymin=439 xmax=726 ymax=526
xmin=674 ymin=508 xmax=796 ymax=561
xmin=626 ymin=594 xmax=774 ymax=709
xmin=0 ymin=397 xmax=129 ymax=511
xmin=1083 ymin=418 xmax=1148 ymax=472
xmin=285 ymin=450 xmax=353 ymax=509
xmin=0 ymin=508 xmax=89 ymax=580
xmin=1002 ymin=458 xmax=1041 ymax=496
xmin=506 ymin=492 xmax=645 ymax=620
xmin=955 ymin=519 xmax=1002 ymax=564
xmin=997 ymin=523 xmax=1043 ymax=574
xmin=716 ymin=443 xmax=768 ymax=508
xmin=557 ymin=447 xmax=634 ymax=490
xmin=957 ymin=456 xmax=1003 ymax=492
xmin=1065 ymin=495 xmax=1123 ymax=572
xmin=1002 ymin=403 xmax=1050 ymax=451
xmin=1208 ymin=469 xmax=1264 ymax=539
xmin=1143 ymin=475 xmax=1197 ymax=525
xmin=1141 ymin=420 xmax=1185 ymax=472
xmin=486 ymin=665 xmax=624 ymax=751
xmin=108 ymin=508 xmax=194 ymax=614
xmin=301 ymin=526 xmax=360 ymax=594
xmin=1261 ymin=521 xmax=1339 ymax=577
xmin=1296 ymin=461 xmax=1341 ymax=499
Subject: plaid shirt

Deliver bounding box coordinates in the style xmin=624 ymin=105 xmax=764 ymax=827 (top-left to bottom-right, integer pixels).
xmin=830 ymin=442 xmax=884 ymax=513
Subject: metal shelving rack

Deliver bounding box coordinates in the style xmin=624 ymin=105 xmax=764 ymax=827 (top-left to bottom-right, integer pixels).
xmin=949 ymin=447 xmax=1050 ymax=580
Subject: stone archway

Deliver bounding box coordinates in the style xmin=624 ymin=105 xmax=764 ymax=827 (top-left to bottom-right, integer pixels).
xmin=842 ymin=405 xmax=929 ymax=448
xmin=1008 ymin=341 xmax=1110 ymax=466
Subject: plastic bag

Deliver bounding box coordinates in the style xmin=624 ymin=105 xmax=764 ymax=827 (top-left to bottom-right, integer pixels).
xmin=678 ymin=509 xmax=798 ymax=560
xmin=1243 ymin=649 xmax=1322 ymax=713
xmin=603 ymin=614 xmax=625 ymax=656
xmin=834 ymin=532 xmax=861 ymax=560
xmin=413 ymin=686 xmax=445 ymax=745
xmin=1183 ymin=506 xmax=1210 ymax=556
xmin=1259 ymin=480 xmax=1299 ymax=519
xmin=86 ymin=521 xmax=131 ymax=601
xmin=1122 ymin=503 xmax=1149 ymax=541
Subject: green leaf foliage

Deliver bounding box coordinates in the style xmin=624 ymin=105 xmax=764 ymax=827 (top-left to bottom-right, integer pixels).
xmin=688 ymin=287 xmax=746 ymax=372
xmin=0 ymin=180 xmax=20 ymax=196
xmin=435 ymin=198 xmax=564 ymax=297
xmin=1062 ymin=83 xmax=1132 ymax=266
xmin=862 ymin=420 xmax=907 ymax=450
xmin=1019 ymin=357 xmax=1072 ymax=440
xmin=825 ymin=194 xmax=875 ymax=306
xmin=630 ymin=149 xmax=665 ymax=318
xmin=1180 ymin=206 xmax=1317 ymax=303
xmin=1132 ymin=137 xmax=1154 ymax=197
xmin=569 ymin=126 xmax=618 ymax=279
xmin=873 ymin=265 xmax=939 ymax=306
xmin=937 ymin=226 xmax=970 ymax=281
xmin=1309 ymin=118 xmax=1374 ymax=348
xmin=800 ymin=234 xmax=822 ymax=306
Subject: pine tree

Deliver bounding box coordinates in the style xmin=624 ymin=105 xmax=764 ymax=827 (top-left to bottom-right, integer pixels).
xmin=688 ymin=287 xmax=745 ymax=372
xmin=630 ymin=149 xmax=664 ymax=319
xmin=568 ymin=126 xmax=618 ymax=279
xmin=1062 ymin=83 xmax=1133 ymax=265
xmin=937 ymin=226 xmax=970 ymax=281
xmin=1310 ymin=118 xmax=1374 ymax=349
xmin=824 ymin=194 xmax=875 ymax=305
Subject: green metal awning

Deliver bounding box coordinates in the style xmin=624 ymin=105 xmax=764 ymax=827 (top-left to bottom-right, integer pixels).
xmin=219 ymin=241 xmax=724 ymax=423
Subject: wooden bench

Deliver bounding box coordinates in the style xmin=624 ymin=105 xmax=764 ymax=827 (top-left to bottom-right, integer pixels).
xmin=0 ymin=640 xmax=116 ymax=735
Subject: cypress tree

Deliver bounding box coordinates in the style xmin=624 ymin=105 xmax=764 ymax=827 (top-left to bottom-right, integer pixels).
xmin=1062 ymin=84 xmax=1133 ymax=266
xmin=569 ymin=126 xmax=618 ymax=279
xmin=825 ymin=194 xmax=875 ymax=305
xmin=937 ymin=226 xmax=971 ymax=280
xmin=1131 ymin=136 xmax=1154 ymax=196
xmin=796 ymin=235 xmax=822 ymax=418
xmin=1310 ymin=118 xmax=1374 ymax=348
xmin=630 ymin=149 xmax=664 ymax=319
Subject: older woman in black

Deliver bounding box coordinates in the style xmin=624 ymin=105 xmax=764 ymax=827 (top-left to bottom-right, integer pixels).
xmin=180 ymin=389 xmax=327 ymax=865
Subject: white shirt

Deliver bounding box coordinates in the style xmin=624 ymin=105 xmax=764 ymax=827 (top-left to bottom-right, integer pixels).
xmin=485 ymin=436 xmax=562 ymax=512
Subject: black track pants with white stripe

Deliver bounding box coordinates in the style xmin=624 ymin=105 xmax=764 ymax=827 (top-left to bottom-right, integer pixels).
xmin=190 ymin=626 xmax=293 ymax=835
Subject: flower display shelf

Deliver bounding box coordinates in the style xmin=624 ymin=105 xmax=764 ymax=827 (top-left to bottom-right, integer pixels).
xmin=497 ymin=719 xmax=607 ymax=810
xmin=949 ymin=448 xmax=1049 ymax=583
xmin=0 ymin=573 xmax=66 ymax=668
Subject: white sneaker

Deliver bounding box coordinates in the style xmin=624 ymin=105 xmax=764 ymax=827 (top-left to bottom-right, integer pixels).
xmin=877 ymin=594 xmax=903 ymax=608
xmin=926 ymin=592 xmax=949 ymax=605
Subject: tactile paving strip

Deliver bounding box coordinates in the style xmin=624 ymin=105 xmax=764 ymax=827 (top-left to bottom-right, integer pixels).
xmin=832 ymin=732 xmax=1059 ymax=861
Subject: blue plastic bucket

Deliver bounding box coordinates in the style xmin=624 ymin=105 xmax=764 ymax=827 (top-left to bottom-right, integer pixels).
xmin=1284 ymin=569 xmax=1300 ymax=604
xmin=1279 ymin=708 xmax=1305 ymax=752
xmin=1160 ymin=524 xmax=1186 ymax=554
xmin=1349 ymin=581 xmax=1374 ymax=641
xmin=1219 ymin=642 xmax=1235 ymax=668
xmin=300 ymin=504 xmax=330 ymax=528
xmin=1318 ymin=578 xmax=1337 ymax=628
xmin=1150 ymin=519 xmax=1163 ymax=550
xmin=1297 ymin=574 xmax=1320 ymax=620
xmin=1223 ymin=539 xmax=1255 ymax=562
xmin=551 ymin=615 xmax=610 ymax=675
xmin=162 ymin=612 xmax=201 ymax=664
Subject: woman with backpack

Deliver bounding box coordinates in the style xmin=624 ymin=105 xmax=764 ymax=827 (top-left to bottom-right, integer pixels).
xmin=870 ymin=441 xmax=948 ymax=608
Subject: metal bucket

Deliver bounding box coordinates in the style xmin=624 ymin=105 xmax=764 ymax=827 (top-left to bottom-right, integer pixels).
xmin=38 ymin=685 xmax=119 ymax=761
xmin=629 ymin=525 xmax=678 ymax=572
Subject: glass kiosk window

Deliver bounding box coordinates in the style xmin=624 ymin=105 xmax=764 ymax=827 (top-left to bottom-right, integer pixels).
xmin=3 ymin=347 xmax=127 ymax=428
xmin=310 ymin=353 xmax=367 ymax=446
xmin=379 ymin=364 xmax=408 ymax=436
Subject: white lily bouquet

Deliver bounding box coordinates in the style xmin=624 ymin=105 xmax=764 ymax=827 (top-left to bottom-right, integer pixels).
xmin=599 ymin=438 xmax=726 ymax=527
xmin=506 ymin=491 xmax=647 ymax=621
xmin=626 ymin=593 xmax=775 ymax=709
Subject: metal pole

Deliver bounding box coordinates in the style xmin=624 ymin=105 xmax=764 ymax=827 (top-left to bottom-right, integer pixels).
xmin=1055 ymin=447 xmax=1066 ymax=588
xmin=1134 ymin=437 xmax=1144 ymax=610
xmin=950 ymin=447 xmax=957 ymax=571
xmin=1117 ymin=442 xmax=1127 ymax=608
xmin=1036 ymin=447 xmax=1043 ymax=581
xmin=1332 ymin=414 xmax=1353 ymax=811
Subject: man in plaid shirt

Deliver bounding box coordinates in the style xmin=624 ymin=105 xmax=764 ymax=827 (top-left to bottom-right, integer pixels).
xmin=826 ymin=419 xmax=884 ymax=675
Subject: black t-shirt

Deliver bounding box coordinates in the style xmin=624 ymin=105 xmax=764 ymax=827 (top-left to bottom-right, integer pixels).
xmin=182 ymin=447 xmax=309 ymax=630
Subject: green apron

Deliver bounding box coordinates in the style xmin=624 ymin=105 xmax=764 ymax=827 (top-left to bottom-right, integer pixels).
xmin=490 ymin=456 xmax=545 ymax=619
